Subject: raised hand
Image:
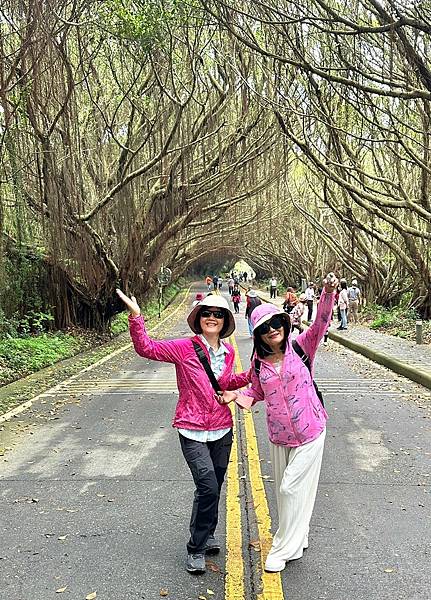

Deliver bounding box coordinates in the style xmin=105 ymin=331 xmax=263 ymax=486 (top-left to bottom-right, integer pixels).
xmin=116 ymin=289 xmax=141 ymax=316
xmin=323 ymin=272 xmax=338 ymax=293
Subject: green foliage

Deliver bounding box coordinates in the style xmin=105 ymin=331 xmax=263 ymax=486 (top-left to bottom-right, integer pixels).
xmin=0 ymin=250 xmax=46 ymax=325
xmin=100 ymin=0 xmax=193 ymax=50
xmin=110 ymin=311 xmax=129 ymax=335
xmin=0 ymin=308 xmax=54 ymax=338
xmin=0 ymin=333 xmax=80 ymax=385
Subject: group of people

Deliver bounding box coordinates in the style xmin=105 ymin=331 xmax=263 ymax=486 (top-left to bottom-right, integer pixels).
xmin=291 ymin=278 xmax=362 ymax=332
xmin=116 ymin=271 xmax=339 ymax=576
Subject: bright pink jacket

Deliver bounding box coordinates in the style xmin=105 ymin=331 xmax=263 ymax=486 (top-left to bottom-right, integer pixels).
xmin=236 ymin=291 xmax=335 ymax=447
xmin=128 ymin=315 xmax=250 ymax=430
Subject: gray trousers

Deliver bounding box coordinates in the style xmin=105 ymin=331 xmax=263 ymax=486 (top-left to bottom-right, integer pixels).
xmin=179 ymin=430 xmax=233 ymax=554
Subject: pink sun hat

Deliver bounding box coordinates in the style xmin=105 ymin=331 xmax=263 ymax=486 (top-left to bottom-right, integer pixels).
xmin=250 ymin=303 xmax=287 ymax=332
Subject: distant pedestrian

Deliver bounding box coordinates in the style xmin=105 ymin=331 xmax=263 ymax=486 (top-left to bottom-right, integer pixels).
xmin=116 ymin=289 xmax=250 ymax=575
xmin=220 ymin=273 xmax=338 ymax=573
xmin=337 ymin=280 xmax=349 ymax=330
xmin=192 ymin=292 xmax=204 ymax=307
xmin=218 ymin=277 xmax=223 ymax=290
xmin=228 ymin=278 xmax=235 ymax=295
xmin=231 ymin=285 xmax=241 ymax=314
xmin=305 ymin=282 xmax=315 ymax=321
xmin=245 ymin=289 xmax=262 ymax=336
xmin=347 ymin=279 xmax=361 ymax=324
xmin=212 ymin=275 xmax=218 ymax=291
xmin=283 ymin=287 xmax=298 ymax=314
xmin=270 ymin=276 xmax=278 ymax=299
xmin=205 ymin=276 xmax=212 ymax=291
xmin=289 ymin=293 xmax=306 ymax=332
xmin=243 ymin=271 xmax=248 ymax=282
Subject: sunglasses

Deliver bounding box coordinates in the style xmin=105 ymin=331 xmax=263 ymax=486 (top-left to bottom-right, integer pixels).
xmin=200 ymin=309 xmax=226 ymax=319
xmin=257 ymin=315 xmax=285 ymax=335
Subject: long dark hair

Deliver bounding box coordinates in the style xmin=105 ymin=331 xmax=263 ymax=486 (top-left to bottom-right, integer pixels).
xmin=194 ymin=308 xmax=230 ymax=338
xmin=253 ymin=315 xmax=291 ymax=359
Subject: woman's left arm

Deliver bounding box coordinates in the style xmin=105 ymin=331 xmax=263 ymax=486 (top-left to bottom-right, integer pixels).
xmin=296 ymin=274 xmax=337 ymax=362
xmin=226 ymin=367 xmax=252 ymax=390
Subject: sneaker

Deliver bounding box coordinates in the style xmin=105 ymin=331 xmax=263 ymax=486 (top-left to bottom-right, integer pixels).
xmin=186 ymin=552 xmax=206 ymax=574
xmin=205 ymin=535 xmax=221 ymax=555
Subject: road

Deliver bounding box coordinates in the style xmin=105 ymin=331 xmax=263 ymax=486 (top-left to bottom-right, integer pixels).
xmin=1 ymin=289 xmax=430 ymax=600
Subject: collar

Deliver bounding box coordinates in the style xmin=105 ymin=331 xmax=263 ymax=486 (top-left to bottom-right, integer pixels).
xmin=199 ymin=334 xmax=228 ymax=355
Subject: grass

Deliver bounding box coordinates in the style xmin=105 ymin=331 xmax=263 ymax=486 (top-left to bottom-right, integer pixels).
xmin=360 ymin=302 xmax=430 ymax=344
xmin=0 ymin=280 xmax=185 ymax=387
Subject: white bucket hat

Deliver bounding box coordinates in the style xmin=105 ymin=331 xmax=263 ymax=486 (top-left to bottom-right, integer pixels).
xmin=187 ymin=295 xmax=235 ymax=338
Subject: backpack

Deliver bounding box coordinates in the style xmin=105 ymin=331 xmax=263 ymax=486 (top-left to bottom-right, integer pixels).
xmin=248 ymin=296 xmax=262 ymax=313
xmin=253 ymin=339 xmax=324 ymax=407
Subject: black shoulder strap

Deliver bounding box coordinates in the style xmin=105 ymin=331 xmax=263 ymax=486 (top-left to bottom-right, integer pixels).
xmin=292 ymin=339 xmax=324 ymax=407
xmin=192 ymin=341 xmax=222 ymax=395
xmin=292 ymin=339 xmax=311 ymax=371
xmin=254 ymin=358 xmax=261 ymax=376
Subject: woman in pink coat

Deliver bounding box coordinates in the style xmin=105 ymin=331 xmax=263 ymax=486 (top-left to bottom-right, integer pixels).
xmin=116 ymin=289 xmax=250 ymax=575
xmin=220 ymin=273 xmax=338 ymax=572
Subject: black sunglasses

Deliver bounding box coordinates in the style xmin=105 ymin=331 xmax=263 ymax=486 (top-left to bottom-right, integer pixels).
xmin=257 ymin=315 xmax=285 ymax=335
xmin=200 ymin=309 xmax=226 ymax=319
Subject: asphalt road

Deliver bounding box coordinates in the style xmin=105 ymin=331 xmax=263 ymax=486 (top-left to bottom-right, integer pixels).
xmin=1 ymin=289 xmax=430 ymax=600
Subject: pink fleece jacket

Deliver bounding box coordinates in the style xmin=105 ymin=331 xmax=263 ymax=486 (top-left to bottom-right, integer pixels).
xmin=236 ymin=291 xmax=335 ymax=447
xmin=128 ymin=315 xmax=251 ymax=430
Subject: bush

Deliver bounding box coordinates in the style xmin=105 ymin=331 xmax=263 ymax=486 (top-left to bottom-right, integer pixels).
xmin=110 ymin=311 xmax=129 ymax=335
xmin=0 ymin=333 xmax=80 ymax=384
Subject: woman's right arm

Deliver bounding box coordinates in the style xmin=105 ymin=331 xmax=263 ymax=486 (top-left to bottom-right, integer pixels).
xmin=117 ymin=289 xmax=183 ymax=364
xmin=128 ymin=315 xmax=184 ymax=363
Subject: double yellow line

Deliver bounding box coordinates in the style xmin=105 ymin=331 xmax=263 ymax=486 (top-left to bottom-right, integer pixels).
xmin=225 ymin=336 xmax=284 ymax=600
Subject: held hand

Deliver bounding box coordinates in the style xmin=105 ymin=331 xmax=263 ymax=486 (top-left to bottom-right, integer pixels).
xmin=216 ymin=390 xmax=238 ymax=405
xmin=116 ymin=289 xmax=141 ymax=316
xmin=323 ymin=272 xmax=338 ymax=293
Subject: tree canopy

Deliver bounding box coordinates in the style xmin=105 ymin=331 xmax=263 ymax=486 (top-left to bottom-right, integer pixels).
xmin=1 ymin=0 xmax=431 ymax=327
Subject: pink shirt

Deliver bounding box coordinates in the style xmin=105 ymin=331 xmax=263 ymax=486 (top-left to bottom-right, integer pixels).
xmin=236 ymin=291 xmax=335 ymax=447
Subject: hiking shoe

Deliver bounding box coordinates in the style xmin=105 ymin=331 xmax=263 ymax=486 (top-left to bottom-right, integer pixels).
xmin=205 ymin=535 xmax=221 ymax=555
xmin=186 ymin=552 xmax=206 ymax=574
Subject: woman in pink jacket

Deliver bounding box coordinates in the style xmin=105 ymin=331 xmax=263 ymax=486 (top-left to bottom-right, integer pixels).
xmin=220 ymin=273 xmax=337 ymax=573
xmin=116 ymin=289 xmax=250 ymax=575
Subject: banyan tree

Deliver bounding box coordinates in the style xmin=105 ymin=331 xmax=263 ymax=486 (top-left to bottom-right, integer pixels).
xmin=2 ymin=0 xmax=431 ymax=329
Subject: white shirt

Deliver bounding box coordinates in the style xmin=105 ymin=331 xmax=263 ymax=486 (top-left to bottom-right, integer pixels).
xmin=178 ymin=335 xmax=231 ymax=442
xmin=305 ymin=287 xmax=315 ymax=301
xmin=270 ymin=278 xmax=277 ymax=287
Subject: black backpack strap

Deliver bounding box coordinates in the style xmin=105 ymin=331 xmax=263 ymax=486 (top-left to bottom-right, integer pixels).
xmin=254 ymin=358 xmax=261 ymax=377
xmin=292 ymin=339 xmax=324 ymax=407
xmin=192 ymin=341 xmax=222 ymax=395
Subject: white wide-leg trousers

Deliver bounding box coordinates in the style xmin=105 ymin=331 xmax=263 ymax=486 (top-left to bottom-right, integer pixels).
xmin=265 ymin=429 xmax=326 ymax=572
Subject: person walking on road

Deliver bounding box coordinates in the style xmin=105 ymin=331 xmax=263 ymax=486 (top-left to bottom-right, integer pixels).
xmin=205 ymin=275 xmax=212 ymax=291
xmin=219 ymin=273 xmax=337 ymax=573
xmin=212 ymin=275 xmax=218 ymax=291
xmin=245 ymin=289 xmax=262 ymax=336
xmin=231 ymin=284 xmax=241 ymax=314
xmin=228 ymin=277 xmax=235 ymax=295
xmin=337 ymin=280 xmax=349 ymax=330
xmin=289 ymin=293 xmax=306 ymax=332
xmin=305 ymin=282 xmax=315 ymax=322
xmin=270 ymin=275 xmax=278 ymax=299
xmin=347 ymin=279 xmax=361 ymax=324
xmin=283 ymin=287 xmax=298 ymax=314
xmin=116 ymin=289 xmax=250 ymax=575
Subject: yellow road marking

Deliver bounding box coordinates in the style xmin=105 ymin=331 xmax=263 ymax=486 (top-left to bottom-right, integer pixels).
xmin=230 ymin=335 xmax=284 ymax=600
xmin=225 ymin=402 xmax=245 ymax=600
